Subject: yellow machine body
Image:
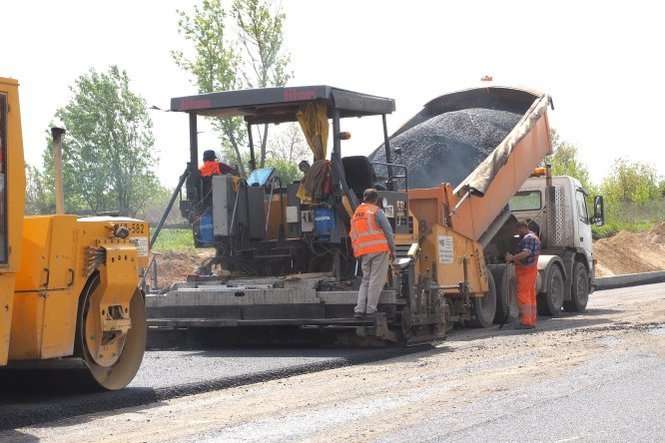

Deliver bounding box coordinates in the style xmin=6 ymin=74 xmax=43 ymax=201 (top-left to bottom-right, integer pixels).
xmin=10 ymin=216 xmax=148 ymax=361
xmin=0 ymin=77 xmax=148 ymax=390
xmin=0 ymin=78 xmax=25 ymax=366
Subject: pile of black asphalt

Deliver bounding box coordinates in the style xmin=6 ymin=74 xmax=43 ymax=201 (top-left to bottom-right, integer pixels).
xmin=370 ymin=108 xmax=522 ymax=189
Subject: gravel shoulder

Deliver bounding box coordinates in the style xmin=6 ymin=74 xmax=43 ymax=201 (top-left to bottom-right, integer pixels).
xmin=7 ymin=283 xmax=665 ymax=442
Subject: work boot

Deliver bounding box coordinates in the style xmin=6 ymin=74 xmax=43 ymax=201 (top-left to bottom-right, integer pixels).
xmin=515 ymin=323 xmax=536 ymax=330
xmin=507 ymin=320 xmax=535 ymax=330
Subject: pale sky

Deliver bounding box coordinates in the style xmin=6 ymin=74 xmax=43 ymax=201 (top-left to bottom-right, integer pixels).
xmin=2 ymin=0 xmax=664 ymax=188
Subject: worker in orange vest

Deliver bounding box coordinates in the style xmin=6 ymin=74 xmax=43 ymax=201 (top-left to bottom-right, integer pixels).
xmin=505 ymin=220 xmax=541 ymax=329
xmin=350 ymin=188 xmax=396 ymax=319
xmin=199 ymin=150 xmax=237 ymax=177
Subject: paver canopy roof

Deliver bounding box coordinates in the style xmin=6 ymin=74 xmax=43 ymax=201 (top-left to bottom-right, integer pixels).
xmin=170 ymin=85 xmax=395 ymax=124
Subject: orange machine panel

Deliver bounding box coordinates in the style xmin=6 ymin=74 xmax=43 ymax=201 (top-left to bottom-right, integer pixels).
xmin=451 ymin=107 xmax=553 ymax=241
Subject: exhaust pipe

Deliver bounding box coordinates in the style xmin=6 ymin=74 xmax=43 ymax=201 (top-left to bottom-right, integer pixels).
xmin=50 ymin=127 xmax=66 ymax=215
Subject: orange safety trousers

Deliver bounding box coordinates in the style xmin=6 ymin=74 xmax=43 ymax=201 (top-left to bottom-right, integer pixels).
xmin=515 ymin=264 xmax=538 ymax=327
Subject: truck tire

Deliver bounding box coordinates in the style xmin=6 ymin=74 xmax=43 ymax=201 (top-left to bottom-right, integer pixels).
xmin=471 ymin=271 xmax=497 ymax=328
xmin=537 ymin=264 xmax=564 ymax=316
xmin=489 ymin=264 xmax=516 ymax=325
xmin=564 ymin=262 xmax=589 ymax=313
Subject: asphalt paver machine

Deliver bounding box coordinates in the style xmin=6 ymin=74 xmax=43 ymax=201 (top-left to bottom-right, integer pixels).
xmin=147 ymin=85 xmax=561 ymax=344
xmin=148 ymin=86 xmax=446 ymax=343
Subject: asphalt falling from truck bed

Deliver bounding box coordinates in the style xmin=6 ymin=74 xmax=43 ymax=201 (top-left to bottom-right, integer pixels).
xmin=371 ymin=108 xmax=522 ymax=189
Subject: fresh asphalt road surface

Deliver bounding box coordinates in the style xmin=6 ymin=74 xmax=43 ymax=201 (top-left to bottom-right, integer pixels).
xmin=0 ymin=345 xmax=417 ymax=430
xmin=3 ymin=282 xmax=665 ymax=442
xmin=131 ymin=347 xmax=394 ymax=389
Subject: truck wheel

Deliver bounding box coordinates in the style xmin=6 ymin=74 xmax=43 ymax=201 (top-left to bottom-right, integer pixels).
xmin=470 ymin=272 xmax=497 ymax=328
xmin=537 ymin=265 xmax=564 ymax=316
xmin=564 ymin=262 xmax=589 ymax=313
xmin=490 ymin=264 xmax=516 ymax=325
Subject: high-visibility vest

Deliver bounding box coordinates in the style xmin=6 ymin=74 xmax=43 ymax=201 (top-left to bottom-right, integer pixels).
xmin=350 ymin=203 xmax=390 ymax=257
xmin=199 ymin=161 xmax=222 ymax=177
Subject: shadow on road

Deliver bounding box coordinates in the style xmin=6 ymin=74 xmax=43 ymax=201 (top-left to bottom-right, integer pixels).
xmin=0 ymin=430 xmax=40 ymax=442
xmin=449 ymin=307 xmax=619 ymax=343
xmin=0 ymin=379 xmax=164 ymax=432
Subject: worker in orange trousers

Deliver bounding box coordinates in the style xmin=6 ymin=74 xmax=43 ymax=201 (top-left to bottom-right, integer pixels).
xmin=505 ymin=220 xmax=541 ymax=329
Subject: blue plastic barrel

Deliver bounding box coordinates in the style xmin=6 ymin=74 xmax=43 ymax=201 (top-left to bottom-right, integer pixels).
xmin=313 ymin=207 xmax=336 ymax=240
xmin=199 ymin=210 xmax=214 ymax=244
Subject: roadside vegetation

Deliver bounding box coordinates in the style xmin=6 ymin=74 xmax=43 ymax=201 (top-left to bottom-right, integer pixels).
xmin=151 ymin=228 xmax=194 ymax=253
xmin=549 ymin=131 xmax=665 ymax=239
xmin=24 ymin=0 xmax=306 ymax=220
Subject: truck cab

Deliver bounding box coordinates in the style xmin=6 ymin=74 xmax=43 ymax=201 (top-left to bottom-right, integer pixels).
xmin=508 ymin=174 xmax=604 ymax=315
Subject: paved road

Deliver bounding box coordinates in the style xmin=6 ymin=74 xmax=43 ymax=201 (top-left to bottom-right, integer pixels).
xmin=132 ymin=347 xmax=399 ymax=389
xmin=0 ymin=345 xmax=419 ymax=430
xmin=3 ymin=283 xmax=665 ymax=441
xmin=388 ymin=328 xmax=665 ymax=442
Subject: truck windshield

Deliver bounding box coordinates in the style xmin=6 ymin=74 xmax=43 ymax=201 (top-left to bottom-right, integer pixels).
xmin=0 ymin=94 xmax=6 ymax=263
xmin=509 ymin=190 xmax=541 ymax=211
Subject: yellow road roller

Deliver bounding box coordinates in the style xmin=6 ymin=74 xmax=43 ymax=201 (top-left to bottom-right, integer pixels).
xmin=0 ymin=77 xmax=148 ymax=390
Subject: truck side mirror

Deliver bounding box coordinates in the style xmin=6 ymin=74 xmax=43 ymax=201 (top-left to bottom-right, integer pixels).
xmin=592 ymin=195 xmax=604 ymax=226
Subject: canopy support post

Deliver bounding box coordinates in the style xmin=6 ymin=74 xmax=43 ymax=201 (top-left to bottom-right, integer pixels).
xmin=187 ymin=113 xmax=199 ymax=203
xmin=247 ymin=122 xmax=257 ymax=172
xmin=382 ymin=114 xmax=394 ymax=190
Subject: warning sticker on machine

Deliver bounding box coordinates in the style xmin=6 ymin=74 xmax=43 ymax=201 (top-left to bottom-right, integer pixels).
xmin=132 ymin=237 xmax=150 ymax=257
xmin=438 ymin=235 xmax=454 ymax=264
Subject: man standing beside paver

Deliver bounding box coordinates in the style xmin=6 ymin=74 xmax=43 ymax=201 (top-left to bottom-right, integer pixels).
xmin=350 ymin=188 xmax=396 ymax=319
xmin=505 ymin=221 xmax=541 ymax=329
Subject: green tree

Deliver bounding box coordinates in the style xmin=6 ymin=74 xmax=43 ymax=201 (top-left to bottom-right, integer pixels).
xmin=265 ymin=158 xmax=301 ymax=184
xmin=24 ymin=164 xmax=52 ymax=215
xmin=601 ymin=158 xmax=661 ymax=204
xmin=46 ymin=66 xmax=158 ymax=216
xmin=548 ymin=130 xmax=593 ymax=192
xmin=173 ymin=0 xmax=247 ymax=176
xmin=264 ymin=123 xmax=308 ymax=184
xmin=173 ymin=0 xmax=292 ymax=174
xmin=233 ymin=0 xmax=291 ymax=167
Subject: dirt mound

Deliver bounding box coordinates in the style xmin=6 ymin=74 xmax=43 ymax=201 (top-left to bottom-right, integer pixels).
xmin=594 ymin=223 xmax=665 ymax=276
xmin=150 ymin=250 xmax=214 ymax=289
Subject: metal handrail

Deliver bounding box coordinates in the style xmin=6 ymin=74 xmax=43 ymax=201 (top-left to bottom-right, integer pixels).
xmin=141 ymin=168 xmax=189 ymax=291
xmin=150 ymin=168 xmax=190 ymax=249
xmin=370 ymin=161 xmax=409 ymax=192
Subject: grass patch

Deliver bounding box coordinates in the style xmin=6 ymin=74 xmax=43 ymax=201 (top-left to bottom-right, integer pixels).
xmin=592 ymin=200 xmax=665 ymax=239
xmin=151 ymin=228 xmax=195 ymax=252
xmin=593 ymin=221 xmax=654 ymax=239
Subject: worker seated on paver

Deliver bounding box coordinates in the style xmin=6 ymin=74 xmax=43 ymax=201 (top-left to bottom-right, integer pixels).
xmin=505 ymin=220 xmax=541 ymax=329
xmin=199 ymin=149 xmax=238 ymax=177
xmin=350 ymin=188 xmax=396 ymax=319
xmin=197 ymin=150 xmax=238 ymax=247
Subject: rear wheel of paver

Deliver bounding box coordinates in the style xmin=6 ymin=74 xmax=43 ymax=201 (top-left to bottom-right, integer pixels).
xmin=538 ymin=265 xmax=564 ymax=317
xmin=471 ymin=272 xmax=497 ymax=328
xmin=564 ymin=262 xmax=589 ymax=313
